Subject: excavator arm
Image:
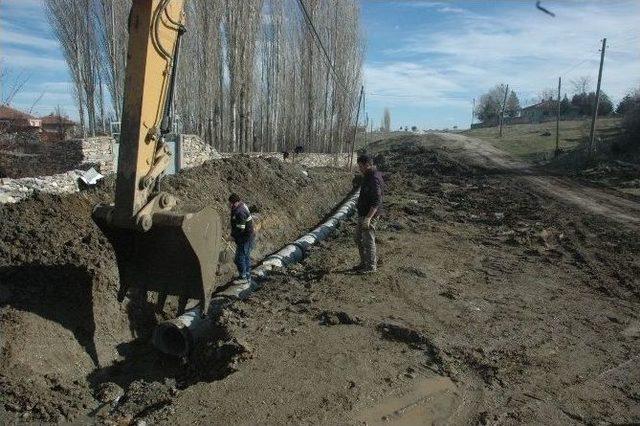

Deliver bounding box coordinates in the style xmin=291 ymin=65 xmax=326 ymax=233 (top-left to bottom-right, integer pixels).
xmin=93 ymin=0 xmax=221 ymax=314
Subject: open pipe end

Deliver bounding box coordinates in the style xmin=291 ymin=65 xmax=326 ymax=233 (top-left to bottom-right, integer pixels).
xmin=153 ymin=321 xmax=192 ymax=358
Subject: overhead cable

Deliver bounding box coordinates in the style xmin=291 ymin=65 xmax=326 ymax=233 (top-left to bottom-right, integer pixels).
xmin=295 ymin=0 xmax=350 ymax=94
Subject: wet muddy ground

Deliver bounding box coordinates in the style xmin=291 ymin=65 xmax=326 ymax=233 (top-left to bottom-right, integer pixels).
xmin=2 ymin=135 xmax=639 ymax=424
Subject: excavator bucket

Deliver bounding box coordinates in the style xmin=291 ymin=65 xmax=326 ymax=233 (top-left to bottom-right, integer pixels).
xmin=93 ymin=206 xmax=221 ymax=313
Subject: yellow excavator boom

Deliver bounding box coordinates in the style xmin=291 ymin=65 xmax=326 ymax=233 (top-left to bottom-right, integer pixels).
xmin=93 ymin=0 xmax=221 ymax=314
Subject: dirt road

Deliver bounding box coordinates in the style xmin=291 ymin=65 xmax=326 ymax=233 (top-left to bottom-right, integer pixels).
xmin=2 ymin=134 xmax=639 ymax=424
xmin=436 ymin=133 xmax=640 ymax=227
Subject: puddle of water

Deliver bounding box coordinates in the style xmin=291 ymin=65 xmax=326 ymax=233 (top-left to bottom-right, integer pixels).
xmin=353 ymin=375 xmax=458 ymax=425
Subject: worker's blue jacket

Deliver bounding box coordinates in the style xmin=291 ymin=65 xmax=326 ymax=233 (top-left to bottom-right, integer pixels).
xmin=230 ymin=202 xmax=255 ymax=243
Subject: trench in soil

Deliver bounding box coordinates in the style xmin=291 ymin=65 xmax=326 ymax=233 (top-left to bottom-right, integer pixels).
xmin=0 ymin=156 xmax=352 ymax=422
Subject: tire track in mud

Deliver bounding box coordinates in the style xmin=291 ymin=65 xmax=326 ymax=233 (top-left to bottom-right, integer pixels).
xmin=434 ymin=133 xmax=640 ymax=229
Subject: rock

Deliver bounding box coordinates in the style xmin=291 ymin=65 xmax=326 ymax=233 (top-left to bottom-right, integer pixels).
xmin=316 ymin=310 xmax=362 ymax=326
xmin=0 ymin=193 xmax=16 ymax=203
xmin=0 ymin=170 xmax=84 ymax=204
xmin=400 ymin=266 xmax=428 ymax=278
xmin=388 ymin=221 xmax=405 ymax=231
xmin=95 ymin=382 xmax=124 ymax=404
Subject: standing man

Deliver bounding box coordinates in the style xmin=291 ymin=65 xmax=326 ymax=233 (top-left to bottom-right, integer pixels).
xmin=229 ymin=193 xmax=255 ymax=282
xmin=354 ymin=154 xmax=383 ymax=274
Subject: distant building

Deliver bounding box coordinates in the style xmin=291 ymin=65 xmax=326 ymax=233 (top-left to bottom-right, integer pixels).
xmin=0 ymin=104 xmax=42 ymax=132
xmin=40 ymin=113 xmax=76 ymax=141
xmin=520 ymin=100 xmax=556 ymax=123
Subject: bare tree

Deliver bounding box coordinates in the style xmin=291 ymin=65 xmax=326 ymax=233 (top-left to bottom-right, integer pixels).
xmin=28 ymin=91 xmax=45 ymax=115
xmin=383 ymin=108 xmax=391 ymax=132
xmin=95 ymin=0 xmax=130 ymax=121
xmin=0 ymin=60 xmax=30 ymax=105
xmin=538 ymin=88 xmax=555 ymax=102
xmin=475 ymin=84 xmax=508 ymax=123
xmin=571 ymin=76 xmax=592 ymax=95
xmin=45 ymin=0 xmax=364 ymax=153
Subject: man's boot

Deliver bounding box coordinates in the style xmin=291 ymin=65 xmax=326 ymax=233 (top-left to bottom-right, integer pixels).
xmin=350 ymin=263 xmax=366 ymax=272
xmin=358 ymin=264 xmax=377 ymax=274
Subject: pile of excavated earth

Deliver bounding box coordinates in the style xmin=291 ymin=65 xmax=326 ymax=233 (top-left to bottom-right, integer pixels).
xmin=0 ymin=156 xmax=351 ymax=423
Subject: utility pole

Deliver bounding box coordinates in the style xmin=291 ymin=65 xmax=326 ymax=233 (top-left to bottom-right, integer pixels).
xmin=111 ymin=0 xmax=119 ymax=121
xmin=589 ymin=38 xmax=607 ymax=155
xmin=349 ymin=85 xmax=364 ymax=172
xmin=471 ymin=98 xmax=475 ymax=129
xmin=555 ymin=76 xmax=561 ymax=157
xmin=499 ymin=84 xmax=509 ymax=137
xmin=363 ymin=90 xmax=367 ymax=151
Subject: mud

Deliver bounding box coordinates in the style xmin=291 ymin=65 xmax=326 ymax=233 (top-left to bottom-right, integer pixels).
xmin=2 ymin=134 xmax=640 ymax=424
xmin=157 ymin=134 xmax=638 ymax=425
xmin=0 ymin=156 xmax=350 ymax=423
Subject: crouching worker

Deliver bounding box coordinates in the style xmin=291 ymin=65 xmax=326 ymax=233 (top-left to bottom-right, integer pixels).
xmin=354 ymin=154 xmax=384 ymax=274
xmin=229 ymin=193 xmax=255 ymax=282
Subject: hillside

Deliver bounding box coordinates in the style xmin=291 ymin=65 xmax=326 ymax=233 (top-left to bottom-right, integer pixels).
xmin=464 ymin=118 xmax=622 ymax=162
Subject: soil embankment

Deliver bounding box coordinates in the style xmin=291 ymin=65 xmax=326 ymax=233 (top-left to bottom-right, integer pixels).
xmin=0 ymin=156 xmax=350 ymax=422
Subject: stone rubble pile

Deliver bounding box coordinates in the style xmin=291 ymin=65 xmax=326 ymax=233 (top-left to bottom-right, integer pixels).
xmin=0 ymin=170 xmax=89 ymax=204
xmin=0 ymin=144 xmax=341 ymax=205
xmin=219 ymin=152 xmax=350 ymax=168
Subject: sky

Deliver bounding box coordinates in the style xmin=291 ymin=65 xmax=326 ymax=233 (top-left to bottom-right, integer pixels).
xmin=1 ymin=0 xmax=639 ymax=130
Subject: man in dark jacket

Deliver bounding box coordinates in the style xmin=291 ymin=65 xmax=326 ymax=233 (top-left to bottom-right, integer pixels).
xmin=354 ymin=154 xmax=383 ymax=273
xmin=229 ymin=193 xmax=255 ymax=282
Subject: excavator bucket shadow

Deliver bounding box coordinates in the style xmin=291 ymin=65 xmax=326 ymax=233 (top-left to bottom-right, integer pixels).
xmin=93 ymin=206 xmax=221 ymax=313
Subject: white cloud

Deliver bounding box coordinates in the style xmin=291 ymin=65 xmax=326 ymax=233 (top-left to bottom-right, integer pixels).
xmin=10 ymin=86 xmax=76 ymax=118
xmin=365 ymin=61 xmax=468 ymax=107
xmin=0 ymin=21 xmax=60 ymax=51
xmin=391 ymin=1 xmax=446 ymax=9
xmin=1 ymin=48 xmax=67 ymax=71
xmin=372 ymin=0 xmax=640 ymax=108
xmin=389 ymin=1 xmax=468 ymax=14
xmin=437 ymin=6 xmax=466 ymax=14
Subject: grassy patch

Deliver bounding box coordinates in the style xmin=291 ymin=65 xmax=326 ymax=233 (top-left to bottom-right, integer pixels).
xmin=463 ymin=117 xmax=622 ymax=162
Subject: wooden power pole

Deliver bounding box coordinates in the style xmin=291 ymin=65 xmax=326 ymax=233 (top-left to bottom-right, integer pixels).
xmin=555 ymin=76 xmax=561 ymax=157
xmin=588 ymin=38 xmax=607 ymax=155
xmin=349 ymin=85 xmax=364 ymax=171
xmin=471 ymin=98 xmax=475 ymax=129
xmin=499 ymin=84 xmax=509 ymax=137
xmin=362 ymin=90 xmax=367 ymax=154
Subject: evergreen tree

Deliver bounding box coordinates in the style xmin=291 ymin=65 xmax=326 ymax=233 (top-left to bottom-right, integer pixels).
xmin=505 ymin=91 xmax=520 ymax=118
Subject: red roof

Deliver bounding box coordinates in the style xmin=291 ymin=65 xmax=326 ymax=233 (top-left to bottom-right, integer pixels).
xmin=0 ymin=104 xmax=36 ymax=120
xmin=40 ymin=113 xmax=76 ymax=126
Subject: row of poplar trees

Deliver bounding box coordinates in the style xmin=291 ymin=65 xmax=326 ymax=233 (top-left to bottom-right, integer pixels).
xmin=45 ymin=0 xmax=365 ymax=153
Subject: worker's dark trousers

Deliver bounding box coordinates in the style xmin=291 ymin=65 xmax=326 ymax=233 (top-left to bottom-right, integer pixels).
xmin=234 ymin=237 xmax=255 ymax=280
xmin=355 ymin=217 xmax=377 ymax=270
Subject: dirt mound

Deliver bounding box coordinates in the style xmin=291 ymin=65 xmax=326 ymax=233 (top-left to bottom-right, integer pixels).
xmin=0 ymin=156 xmax=350 ymax=422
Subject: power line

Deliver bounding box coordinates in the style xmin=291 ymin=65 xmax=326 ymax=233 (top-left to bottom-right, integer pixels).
xmin=295 ymin=0 xmax=349 ymax=94
xmin=560 ymin=57 xmax=593 ymax=78
xmin=555 ymin=41 xmax=602 ymax=78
